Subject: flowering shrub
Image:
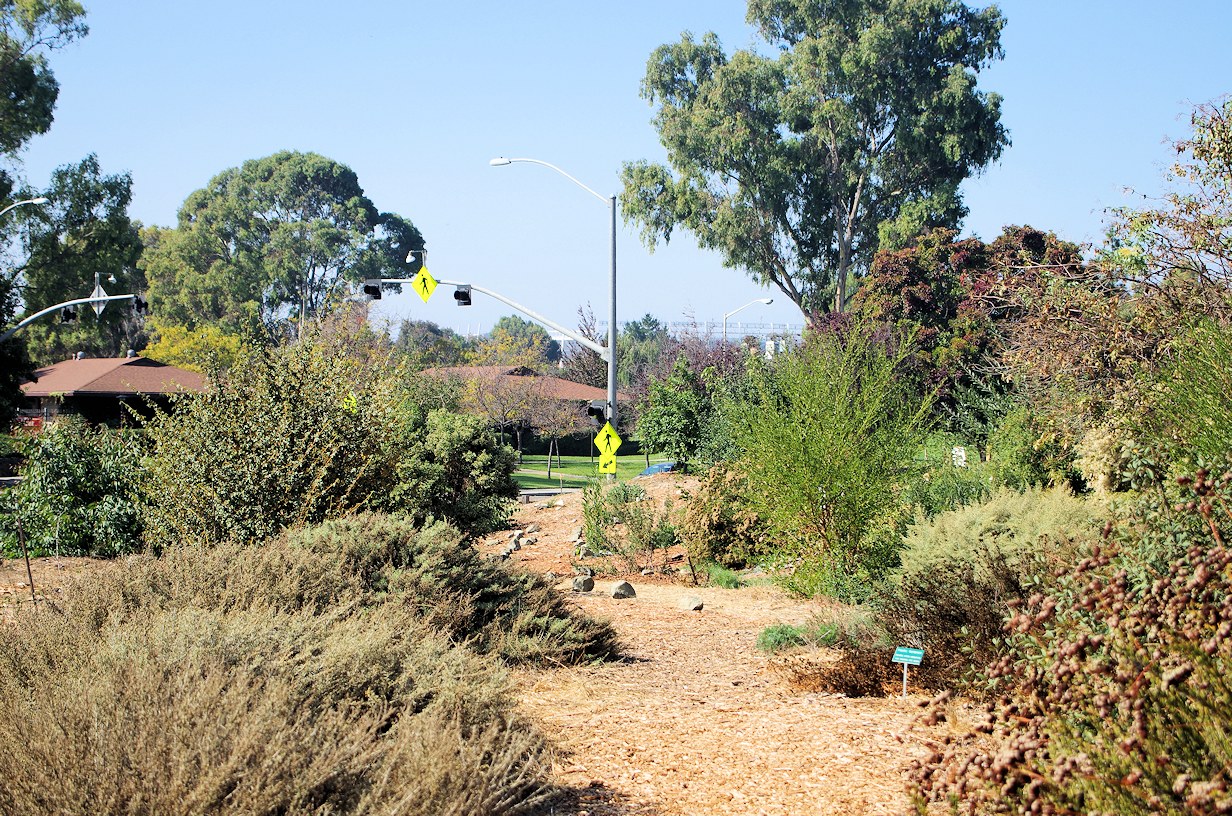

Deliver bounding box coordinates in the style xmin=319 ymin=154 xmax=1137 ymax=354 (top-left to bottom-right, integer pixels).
xmin=911 ymin=468 xmax=1232 ymax=814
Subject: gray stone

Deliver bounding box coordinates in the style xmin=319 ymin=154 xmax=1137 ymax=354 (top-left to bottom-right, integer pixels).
xmin=501 ymin=543 xmax=518 ymax=558
xmin=569 ymin=526 xmax=584 ymax=543
xmin=610 ymin=581 xmax=636 ymax=599
xmin=525 ymin=523 xmax=540 ymax=534
xmin=573 ymin=565 xmax=594 ymax=577
xmin=679 ymin=596 xmax=704 ymax=612
xmin=522 ymin=536 xmax=537 ymax=546
xmin=544 ymin=571 xmax=559 ymax=581
xmin=577 ymin=544 xmax=597 ymax=559
xmin=572 ymin=575 xmax=595 ymax=593
xmin=640 ymin=567 xmax=655 ymax=576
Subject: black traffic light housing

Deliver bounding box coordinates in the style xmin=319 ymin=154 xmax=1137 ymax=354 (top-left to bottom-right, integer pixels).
xmin=362 ymin=279 xmax=383 ymax=299
xmin=586 ymin=400 xmax=607 ymax=424
xmin=453 ymin=285 xmax=472 ymax=306
xmin=132 ymin=296 xmax=149 ymax=314
xmin=61 ymin=306 xmax=77 ymax=323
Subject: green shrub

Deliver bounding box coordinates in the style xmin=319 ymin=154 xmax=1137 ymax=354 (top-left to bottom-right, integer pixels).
xmin=1133 ymin=319 xmax=1232 ymax=465
xmin=702 ymin=560 xmax=745 ymax=589
xmin=141 ymin=338 xmax=517 ymax=547
xmin=912 ymin=468 xmax=1232 ymax=814
xmin=876 ymin=486 xmax=1105 ymax=689
xmin=0 ymin=418 xmax=144 ymax=557
xmin=986 ymin=405 xmax=1081 ymax=490
xmin=581 ymin=480 xmax=678 ymax=572
xmin=757 ymin=623 xmax=808 ymax=652
xmin=723 ymin=331 xmax=932 ymax=601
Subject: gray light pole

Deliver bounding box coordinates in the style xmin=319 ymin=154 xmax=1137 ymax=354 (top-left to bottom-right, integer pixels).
xmin=723 ymin=298 xmax=774 ymax=344
xmin=489 ymin=157 xmax=619 ymax=428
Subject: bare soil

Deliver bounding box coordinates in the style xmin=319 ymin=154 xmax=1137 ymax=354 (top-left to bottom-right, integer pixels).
xmin=480 ymin=475 xmax=939 ymax=815
xmin=0 ymin=475 xmax=945 ymax=815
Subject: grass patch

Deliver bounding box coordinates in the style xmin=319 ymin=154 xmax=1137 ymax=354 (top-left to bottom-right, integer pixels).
xmin=702 ymin=561 xmax=745 ymax=589
xmin=517 ymin=454 xmax=673 ymax=482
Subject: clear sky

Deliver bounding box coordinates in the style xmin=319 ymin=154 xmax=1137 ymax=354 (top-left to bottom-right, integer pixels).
xmin=16 ymin=1 xmax=1232 ymax=338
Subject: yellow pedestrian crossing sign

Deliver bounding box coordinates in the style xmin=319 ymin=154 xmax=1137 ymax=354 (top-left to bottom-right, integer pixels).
xmin=596 ymin=422 xmax=622 ymax=456
xmin=412 ymin=267 xmax=437 ymax=303
xmin=598 ymin=453 xmax=617 ymax=474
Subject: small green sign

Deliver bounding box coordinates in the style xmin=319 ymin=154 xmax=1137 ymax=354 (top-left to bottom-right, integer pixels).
xmin=892 ymin=647 xmax=924 ymax=666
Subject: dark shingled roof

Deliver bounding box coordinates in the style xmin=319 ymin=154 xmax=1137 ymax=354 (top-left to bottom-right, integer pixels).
xmin=22 ymin=356 xmax=206 ymax=397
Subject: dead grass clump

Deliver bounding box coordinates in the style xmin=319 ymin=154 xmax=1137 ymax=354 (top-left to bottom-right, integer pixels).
xmin=773 ymin=646 xmax=897 ymax=698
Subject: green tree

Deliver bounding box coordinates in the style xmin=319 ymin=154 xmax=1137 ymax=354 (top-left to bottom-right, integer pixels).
xmin=636 ymin=353 xmax=710 ymax=469
xmin=616 ymin=313 xmax=669 ymax=389
xmin=469 ymin=314 xmax=560 ymax=368
xmin=392 ymin=318 xmax=470 ymax=369
xmin=141 ymin=318 xmax=243 ymax=373
xmin=622 ymin=0 xmax=1007 ymax=322
xmin=0 ymin=1 xmax=87 ymax=198
xmin=17 ymin=154 xmax=144 ymax=363
xmin=143 ymin=151 xmax=424 ymax=337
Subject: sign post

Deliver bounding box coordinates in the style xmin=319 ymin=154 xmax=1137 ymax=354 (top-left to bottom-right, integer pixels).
xmin=892 ymin=647 xmax=924 ymax=697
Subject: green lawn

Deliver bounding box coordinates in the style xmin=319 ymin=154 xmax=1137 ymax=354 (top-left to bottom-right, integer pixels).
xmin=514 ymin=453 xmax=673 ymax=487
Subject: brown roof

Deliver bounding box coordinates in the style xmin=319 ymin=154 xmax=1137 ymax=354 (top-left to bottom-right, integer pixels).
xmin=22 ymin=356 xmax=206 ymax=398
xmin=422 ymin=365 xmax=620 ymax=402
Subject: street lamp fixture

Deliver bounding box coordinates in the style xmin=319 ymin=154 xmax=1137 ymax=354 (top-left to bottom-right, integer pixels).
xmin=489 ymin=156 xmax=619 ymax=427
xmin=723 ymin=298 xmax=774 ymax=343
xmin=0 ymin=196 xmax=48 ymax=219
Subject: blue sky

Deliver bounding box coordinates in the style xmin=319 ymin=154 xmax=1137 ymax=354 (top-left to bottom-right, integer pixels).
xmin=17 ymin=1 xmax=1232 ymax=338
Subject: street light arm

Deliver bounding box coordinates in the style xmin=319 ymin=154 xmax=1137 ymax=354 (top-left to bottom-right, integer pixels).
xmin=379 ymin=277 xmax=610 ymax=360
xmin=0 ymin=196 xmax=49 ymax=220
xmin=489 ymin=157 xmax=609 ymax=205
xmin=0 ymin=294 xmax=135 ymax=344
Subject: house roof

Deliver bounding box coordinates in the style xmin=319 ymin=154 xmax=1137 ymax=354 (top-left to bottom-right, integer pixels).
xmin=22 ymin=356 xmax=206 ymax=398
xmin=423 ymin=365 xmax=620 ymax=402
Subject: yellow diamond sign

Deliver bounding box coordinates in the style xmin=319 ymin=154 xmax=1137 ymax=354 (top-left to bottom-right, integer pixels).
xmin=595 ymin=422 xmax=622 ymax=457
xmin=598 ymin=453 xmax=617 ymax=474
xmin=412 ymin=267 xmax=437 ymax=303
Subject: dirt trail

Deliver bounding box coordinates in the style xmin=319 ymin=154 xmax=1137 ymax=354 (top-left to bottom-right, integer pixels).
xmin=492 ymin=479 xmax=935 ymax=816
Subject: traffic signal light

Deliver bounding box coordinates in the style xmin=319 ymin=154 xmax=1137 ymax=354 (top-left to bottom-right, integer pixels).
xmin=132 ymin=296 xmax=148 ymax=314
xmin=362 ymin=279 xmax=383 ymax=299
xmin=453 ymin=285 xmax=472 ymax=306
xmin=586 ymin=400 xmax=607 ymax=424
xmin=61 ymin=306 xmax=77 ymax=323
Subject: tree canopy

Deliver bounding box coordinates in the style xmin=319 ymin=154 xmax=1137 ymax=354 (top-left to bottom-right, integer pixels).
xmin=0 ymin=0 xmax=87 ymax=198
xmin=17 ymin=154 xmax=144 ymax=363
xmin=143 ymin=151 xmax=424 ymax=337
xmin=621 ymin=0 xmax=1008 ymax=323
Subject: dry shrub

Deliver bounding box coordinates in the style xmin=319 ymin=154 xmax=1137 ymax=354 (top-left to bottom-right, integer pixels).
xmin=0 ymin=511 xmax=625 ymax=814
xmin=0 ymin=601 xmax=549 ymax=815
xmin=677 ymin=464 xmax=770 ymax=568
xmin=911 ymin=469 xmax=1232 ymax=814
xmin=68 ymin=513 xmax=619 ymax=666
xmin=774 ymin=647 xmax=897 ymax=698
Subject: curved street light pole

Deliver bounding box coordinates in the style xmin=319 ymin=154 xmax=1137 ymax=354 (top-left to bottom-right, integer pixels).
xmin=490 ymin=157 xmax=619 ymax=428
xmin=723 ymin=297 xmax=774 ymax=343
xmin=0 ymin=196 xmax=48 ymax=220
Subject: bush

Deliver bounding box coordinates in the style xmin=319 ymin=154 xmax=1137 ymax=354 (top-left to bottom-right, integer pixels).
xmin=912 ymin=468 xmax=1232 ymax=814
xmin=581 ymin=480 xmax=678 ymax=572
xmin=0 ymin=511 xmax=601 ymax=815
xmin=677 ymin=465 xmax=770 ymax=569
xmin=141 ymin=337 xmax=518 ymax=547
xmin=876 ymin=487 xmax=1105 ymax=689
xmin=722 ymin=331 xmax=932 ymax=601
xmin=986 ymin=405 xmax=1081 ymax=490
xmin=0 ymin=418 xmax=144 ymax=557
